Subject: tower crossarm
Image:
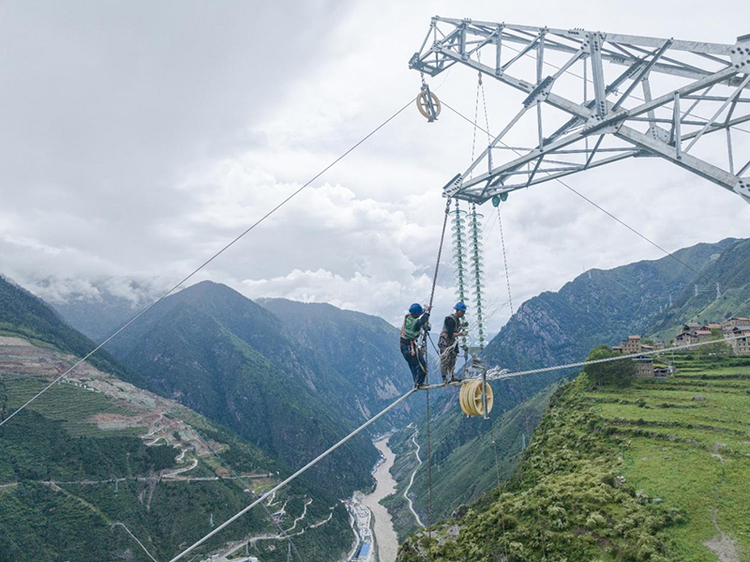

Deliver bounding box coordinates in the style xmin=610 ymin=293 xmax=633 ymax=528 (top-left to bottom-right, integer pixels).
xmin=410 ymin=17 xmax=750 ymax=204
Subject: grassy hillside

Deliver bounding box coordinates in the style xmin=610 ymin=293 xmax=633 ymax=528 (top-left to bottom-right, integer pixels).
xmin=398 ymin=353 xmax=750 ymax=561
xmin=648 ymin=238 xmax=750 ymax=342
xmin=384 ymin=383 xmax=557 ymax=539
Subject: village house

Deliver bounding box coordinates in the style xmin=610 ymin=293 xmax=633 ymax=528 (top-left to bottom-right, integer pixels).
xmin=674 ymin=317 xmax=750 ymax=356
xmin=611 ymin=335 xmax=671 ymax=378
xmin=676 ymin=322 xmax=718 ymax=348
xmin=723 ymin=317 xmax=750 ymax=332
xmin=676 ymin=331 xmax=698 ymax=345
xmin=634 ymin=356 xmax=654 ymax=377
xmin=622 ymin=335 xmax=643 ymax=354
xmin=726 ymin=327 xmax=750 ymax=356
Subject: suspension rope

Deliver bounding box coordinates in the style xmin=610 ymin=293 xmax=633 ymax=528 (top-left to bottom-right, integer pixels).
xmin=425 ymin=379 xmax=433 ymax=559
xmin=421 ymin=196 xmax=452 ymax=556
xmin=497 ymin=209 xmax=515 ymax=318
xmin=0 ymin=97 xmax=416 ymax=430
xmin=483 ymin=333 xmax=749 ymax=382
xmin=192 ymin=430 xmax=305 ymax=562
xmin=428 ymin=198 xmax=453 ymax=310
xmin=168 ymin=388 xmax=416 ymax=562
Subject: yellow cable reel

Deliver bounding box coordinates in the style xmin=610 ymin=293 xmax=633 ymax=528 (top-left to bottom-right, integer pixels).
xmin=459 ymin=380 xmax=494 ymax=417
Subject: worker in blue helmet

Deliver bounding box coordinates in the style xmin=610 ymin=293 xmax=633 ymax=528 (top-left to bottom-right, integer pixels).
xmin=439 ymin=302 xmax=468 ymax=383
xmin=400 ymin=303 xmax=431 ymax=387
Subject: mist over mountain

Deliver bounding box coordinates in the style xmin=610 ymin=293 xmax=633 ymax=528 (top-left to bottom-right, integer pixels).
xmin=34 ymin=277 xmax=164 ymax=343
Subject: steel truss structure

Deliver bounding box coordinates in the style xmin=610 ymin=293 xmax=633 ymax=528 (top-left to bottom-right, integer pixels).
xmin=410 ymin=17 xmax=750 ymax=204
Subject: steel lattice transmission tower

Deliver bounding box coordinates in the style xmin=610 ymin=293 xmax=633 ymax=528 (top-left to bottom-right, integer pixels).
xmin=410 ymin=17 xmax=750 ymax=204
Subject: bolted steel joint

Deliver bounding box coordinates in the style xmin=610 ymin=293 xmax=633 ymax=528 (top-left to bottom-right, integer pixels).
xmin=735 ymin=178 xmax=750 ymax=201
xmin=731 ymin=36 xmax=750 ymax=69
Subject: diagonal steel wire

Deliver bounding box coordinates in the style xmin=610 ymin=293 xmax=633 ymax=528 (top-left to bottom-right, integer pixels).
xmin=0 ymin=96 xmax=416 ymax=430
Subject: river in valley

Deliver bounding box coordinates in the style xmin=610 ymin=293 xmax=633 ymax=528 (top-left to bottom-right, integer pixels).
xmin=360 ymin=437 xmax=400 ymax=562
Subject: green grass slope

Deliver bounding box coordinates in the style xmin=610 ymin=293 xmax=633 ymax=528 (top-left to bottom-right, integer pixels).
xmin=384 ymin=384 xmax=557 ymax=540
xmin=398 ymin=353 xmax=750 ymax=561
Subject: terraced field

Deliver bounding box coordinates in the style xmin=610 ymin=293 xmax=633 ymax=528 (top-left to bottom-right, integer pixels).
xmin=587 ymin=355 xmax=750 ymax=561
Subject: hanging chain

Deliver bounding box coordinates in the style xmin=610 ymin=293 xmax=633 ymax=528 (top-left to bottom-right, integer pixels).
xmin=425 ymin=383 xmax=433 ymax=560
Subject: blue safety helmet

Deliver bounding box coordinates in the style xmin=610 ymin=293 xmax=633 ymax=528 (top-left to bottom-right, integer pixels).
xmin=409 ymin=303 xmax=424 ymax=316
xmin=455 ymin=301 xmax=467 ymax=311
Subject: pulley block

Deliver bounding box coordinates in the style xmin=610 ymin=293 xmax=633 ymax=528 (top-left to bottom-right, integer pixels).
xmin=416 ymin=88 xmax=441 ymax=122
xmin=459 ymin=379 xmax=494 ymax=417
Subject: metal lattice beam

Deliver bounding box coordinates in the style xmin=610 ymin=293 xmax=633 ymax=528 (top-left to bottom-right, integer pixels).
xmin=410 ymin=17 xmax=750 ymax=204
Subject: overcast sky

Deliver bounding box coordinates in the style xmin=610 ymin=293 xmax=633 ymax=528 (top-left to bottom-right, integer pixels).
xmin=1 ymin=0 xmax=749 ymax=337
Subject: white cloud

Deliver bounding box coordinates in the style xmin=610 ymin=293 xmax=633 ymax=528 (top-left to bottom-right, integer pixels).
xmin=2 ymin=0 xmax=750 ymax=344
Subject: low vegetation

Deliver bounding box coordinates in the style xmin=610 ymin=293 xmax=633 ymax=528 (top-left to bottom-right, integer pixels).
xmin=397 ymin=353 xmax=750 ymax=561
xmin=584 ymin=344 xmax=637 ymax=387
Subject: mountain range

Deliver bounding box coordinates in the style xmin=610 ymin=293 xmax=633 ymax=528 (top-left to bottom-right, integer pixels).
xmin=102 ymin=281 xmax=396 ymax=497
xmin=3 ymin=234 xmax=749 ymax=560
xmin=0 ymin=276 xmax=352 ymax=561
xmin=387 ymin=236 xmax=750 ymax=527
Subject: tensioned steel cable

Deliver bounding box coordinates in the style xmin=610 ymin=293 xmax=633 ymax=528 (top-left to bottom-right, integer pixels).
xmin=168 ymin=388 xmax=417 ymax=562
xmin=441 ymin=100 xmax=700 ymax=275
xmin=416 ymin=334 xmax=749 ymax=390
xmin=0 ymin=96 xmax=416 ymax=429
xmin=190 ymin=430 xmax=305 ymax=562
xmin=482 ymin=334 xmax=749 ymax=381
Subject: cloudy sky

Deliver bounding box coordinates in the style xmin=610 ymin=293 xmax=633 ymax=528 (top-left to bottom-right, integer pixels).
xmin=1 ymin=0 xmax=749 ymax=337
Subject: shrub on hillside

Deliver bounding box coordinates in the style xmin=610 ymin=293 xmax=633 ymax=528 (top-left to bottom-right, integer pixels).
xmin=584 ymin=344 xmax=636 ymax=387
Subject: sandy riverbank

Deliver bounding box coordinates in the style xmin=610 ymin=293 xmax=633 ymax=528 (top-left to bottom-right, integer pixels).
xmin=361 ymin=437 xmax=400 ymax=562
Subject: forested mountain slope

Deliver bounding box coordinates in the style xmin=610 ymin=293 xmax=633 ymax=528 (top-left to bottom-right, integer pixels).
xmin=0 ymin=278 xmax=353 ymax=562
xmin=0 ymin=275 xmax=146 ymax=388
xmin=259 ymin=297 xmax=417 ymax=421
xmin=484 ymin=237 xmax=738 ymax=372
xmin=648 ymin=238 xmax=750 ymax=341
xmin=104 ymin=281 xmax=379 ymax=496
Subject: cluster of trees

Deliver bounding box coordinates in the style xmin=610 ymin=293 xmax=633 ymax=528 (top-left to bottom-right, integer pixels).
xmin=584 ymin=344 xmax=637 ymax=387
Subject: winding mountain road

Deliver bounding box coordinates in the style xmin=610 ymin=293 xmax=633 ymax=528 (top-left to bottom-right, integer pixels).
xmin=404 ymin=429 xmax=425 ymax=528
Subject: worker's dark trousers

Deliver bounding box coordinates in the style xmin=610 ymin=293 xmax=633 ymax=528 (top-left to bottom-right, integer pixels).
xmin=400 ymin=341 xmax=427 ymax=386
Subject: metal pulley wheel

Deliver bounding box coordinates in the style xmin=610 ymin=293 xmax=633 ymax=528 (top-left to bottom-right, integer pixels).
xmin=416 ymin=89 xmax=441 ymax=121
xmin=459 ymin=379 xmax=494 ymax=417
